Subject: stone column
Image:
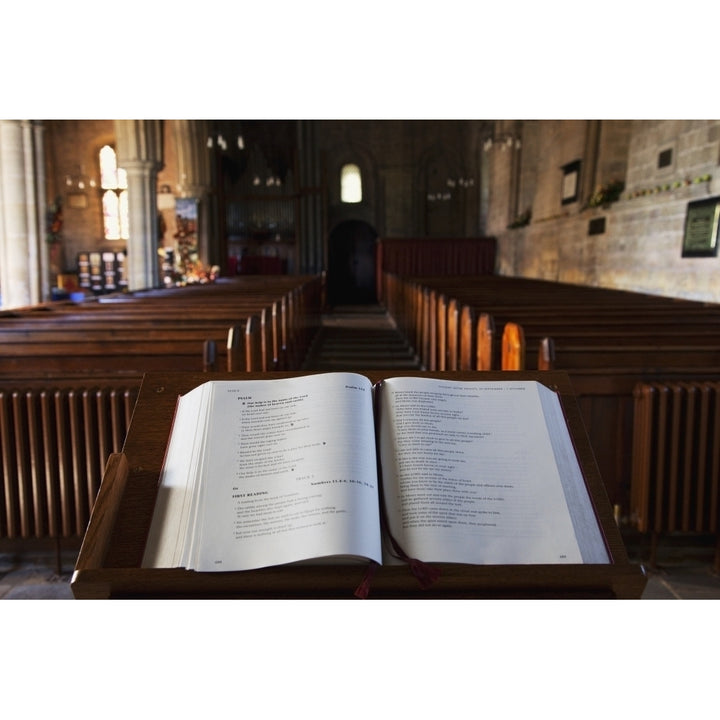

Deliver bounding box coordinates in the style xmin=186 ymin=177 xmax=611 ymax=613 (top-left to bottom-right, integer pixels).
xmin=484 ymin=120 xmax=522 ymax=235
xmin=172 ymin=120 xmax=214 ymax=266
xmin=174 ymin=119 xmax=210 ymax=197
xmin=582 ymin=120 xmax=601 ymax=205
xmin=297 ymin=120 xmax=323 ymax=274
xmin=31 ymin=122 xmax=50 ymax=302
xmin=114 ymin=120 xmax=164 ymax=291
xmin=0 ymin=119 xmax=44 ymax=309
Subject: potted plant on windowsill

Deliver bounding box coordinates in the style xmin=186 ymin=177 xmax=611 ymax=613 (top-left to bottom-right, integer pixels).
xmin=587 ymin=180 xmax=625 ymax=209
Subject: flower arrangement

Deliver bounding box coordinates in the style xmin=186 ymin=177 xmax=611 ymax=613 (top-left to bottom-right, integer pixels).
xmin=587 ymin=180 xmax=625 ymax=208
xmin=182 ymin=259 xmax=220 ymax=285
xmin=160 ymin=246 xmax=219 ymax=287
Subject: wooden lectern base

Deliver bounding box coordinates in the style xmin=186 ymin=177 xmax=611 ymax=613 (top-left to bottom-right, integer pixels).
xmin=71 ymin=371 xmax=647 ymax=599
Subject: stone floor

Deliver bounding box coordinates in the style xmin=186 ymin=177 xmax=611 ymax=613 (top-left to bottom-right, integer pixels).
xmin=624 ymin=531 xmax=720 ymax=599
xmin=0 ymin=541 xmax=78 ymax=600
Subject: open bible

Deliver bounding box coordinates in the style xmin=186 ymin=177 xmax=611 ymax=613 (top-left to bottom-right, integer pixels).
xmin=142 ymin=372 xmax=609 ymax=574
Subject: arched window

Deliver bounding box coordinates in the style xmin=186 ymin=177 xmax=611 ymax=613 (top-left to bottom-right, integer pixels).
xmin=340 ymin=163 xmax=362 ymax=203
xmin=99 ymin=145 xmax=129 ymax=240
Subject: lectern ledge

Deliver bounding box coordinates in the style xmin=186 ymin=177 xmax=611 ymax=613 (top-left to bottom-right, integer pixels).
xmin=71 ymin=370 xmax=647 ymax=599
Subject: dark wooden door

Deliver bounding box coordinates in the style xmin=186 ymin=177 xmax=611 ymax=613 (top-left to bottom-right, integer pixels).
xmin=327 ymin=220 xmax=378 ymax=305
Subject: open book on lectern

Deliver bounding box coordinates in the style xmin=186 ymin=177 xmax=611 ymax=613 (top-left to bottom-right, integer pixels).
xmin=142 ymin=372 xmax=610 ymax=572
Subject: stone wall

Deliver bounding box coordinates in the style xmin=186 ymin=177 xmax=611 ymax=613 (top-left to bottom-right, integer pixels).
xmin=315 ymin=119 xmax=490 ymax=239
xmin=40 ymin=119 xmax=720 ymax=302
xmin=45 ymin=120 xmax=114 ymax=266
xmin=494 ymin=119 xmax=720 ymax=303
xmin=45 ymin=120 xmax=178 ymax=275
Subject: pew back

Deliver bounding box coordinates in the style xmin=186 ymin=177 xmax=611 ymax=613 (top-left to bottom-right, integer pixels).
xmin=382 ymin=270 xmax=720 ymax=515
xmin=0 ymin=275 xmax=324 ymax=546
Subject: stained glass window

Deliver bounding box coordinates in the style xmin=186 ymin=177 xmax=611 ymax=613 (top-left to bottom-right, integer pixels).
xmin=99 ymin=145 xmax=129 ymax=240
xmin=103 ymin=190 xmax=120 ymax=239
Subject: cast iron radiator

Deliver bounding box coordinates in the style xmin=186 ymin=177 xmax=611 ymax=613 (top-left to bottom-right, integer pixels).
xmin=0 ymin=384 xmax=139 ymax=541
xmin=631 ymin=381 xmax=720 ymax=567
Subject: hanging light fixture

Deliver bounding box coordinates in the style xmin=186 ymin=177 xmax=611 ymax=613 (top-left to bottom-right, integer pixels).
xmin=483 ymin=134 xmax=522 ymax=152
xmin=427 ymin=176 xmax=475 ymax=202
xmin=65 ymin=166 xmax=96 ymax=193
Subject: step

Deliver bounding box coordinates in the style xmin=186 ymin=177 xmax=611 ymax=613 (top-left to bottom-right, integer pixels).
xmin=302 ymin=307 xmax=422 ymax=371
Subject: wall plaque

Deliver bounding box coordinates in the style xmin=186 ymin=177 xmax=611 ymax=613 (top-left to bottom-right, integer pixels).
xmin=682 ymin=197 xmax=720 ymax=257
xmin=67 ymin=192 xmax=88 ymax=209
xmin=588 ymin=217 xmax=606 ymax=236
xmin=561 ymin=160 xmax=581 ymax=205
xmin=658 ymin=148 xmax=673 ymax=169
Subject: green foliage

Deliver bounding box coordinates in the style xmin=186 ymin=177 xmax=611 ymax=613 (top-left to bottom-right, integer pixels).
xmin=587 ymin=180 xmax=625 ymax=208
xmin=508 ymin=208 xmax=531 ymax=229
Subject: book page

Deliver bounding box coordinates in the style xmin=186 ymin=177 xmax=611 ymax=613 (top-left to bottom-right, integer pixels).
xmin=377 ymin=377 xmax=608 ymax=565
xmin=150 ymin=373 xmax=383 ymax=571
xmin=535 ymin=384 xmax=609 ymax=563
xmin=142 ymin=382 xmax=213 ymax=568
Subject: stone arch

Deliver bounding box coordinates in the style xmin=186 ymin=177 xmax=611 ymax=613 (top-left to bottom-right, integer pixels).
xmin=325 ymin=141 xmax=379 ymax=231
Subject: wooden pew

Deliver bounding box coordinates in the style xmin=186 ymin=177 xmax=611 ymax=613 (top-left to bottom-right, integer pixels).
xmin=0 ymin=275 xmax=324 ymax=557
xmin=0 ymin=275 xmax=323 ymax=377
xmin=380 ymin=270 xmax=720 ymax=516
xmin=388 ymin=273 xmax=720 ymax=373
xmin=501 ymin=322 xmax=525 ymax=371
xmin=538 ymin=337 xmax=556 ymax=371
xmin=476 ymin=313 xmax=496 ymax=371
xmin=376 ymin=236 xmax=496 ymax=301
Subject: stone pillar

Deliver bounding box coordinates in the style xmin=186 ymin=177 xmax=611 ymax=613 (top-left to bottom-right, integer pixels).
xmin=172 ymin=120 xmax=214 ymax=266
xmin=297 ymin=120 xmax=323 ymax=274
xmin=0 ymin=119 xmax=44 ymax=309
xmin=582 ymin=120 xmax=601 ymax=205
xmin=174 ymin=119 xmax=210 ymax=197
xmin=114 ymin=120 xmax=164 ymax=291
xmin=31 ymin=122 xmax=50 ymax=302
xmin=484 ymin=120 xmax=522 ymax=235
xmin=479 ymin=145 xmax=491 ymax=236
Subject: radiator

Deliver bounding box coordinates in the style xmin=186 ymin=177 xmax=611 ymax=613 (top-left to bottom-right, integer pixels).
xmin=0 ymin=384 xmax=139 ymax=541
xmin=631 ymin=381 xmax=720 ymax=538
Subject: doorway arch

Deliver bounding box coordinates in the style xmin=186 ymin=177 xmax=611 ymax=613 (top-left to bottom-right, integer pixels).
xmin=326 ymin=220 xmax=378 ymax=306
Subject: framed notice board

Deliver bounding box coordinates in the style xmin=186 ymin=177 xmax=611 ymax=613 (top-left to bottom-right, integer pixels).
xmin=682 ymin=196 xmax=720 ymax=257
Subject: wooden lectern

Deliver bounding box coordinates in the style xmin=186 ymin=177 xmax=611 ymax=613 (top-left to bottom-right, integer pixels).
xmin=71 ymin=370 xmax=647 ymax=599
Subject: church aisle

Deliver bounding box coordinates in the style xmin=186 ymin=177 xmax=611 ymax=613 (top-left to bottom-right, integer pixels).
xmin=302 ymin=304 xmax=422 ymax=371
